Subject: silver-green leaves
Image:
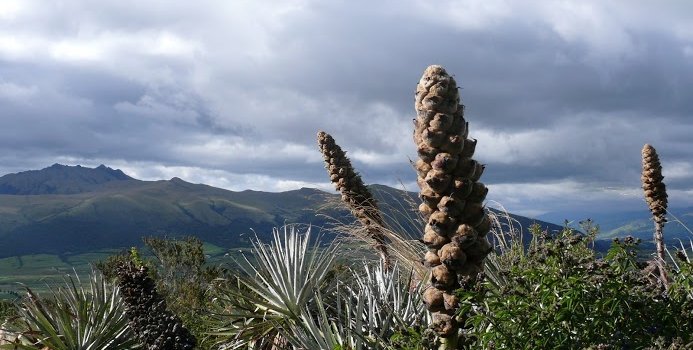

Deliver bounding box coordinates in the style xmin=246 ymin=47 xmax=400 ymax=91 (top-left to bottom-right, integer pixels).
xmin=3 ymin=270 xmax=138 ymax=350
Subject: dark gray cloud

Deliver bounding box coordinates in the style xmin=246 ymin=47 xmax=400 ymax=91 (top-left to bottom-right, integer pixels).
xmin=0 ymin=0 xmax=692 ymax=217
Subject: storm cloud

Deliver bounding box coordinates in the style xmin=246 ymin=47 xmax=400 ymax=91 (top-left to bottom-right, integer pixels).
xmin=1 ymin=0 xmax=692 ymax=218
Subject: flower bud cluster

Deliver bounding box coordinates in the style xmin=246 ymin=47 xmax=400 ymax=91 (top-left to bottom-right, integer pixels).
xmin=414 ymin=65 xmax=492 ymax=337
xmin=318 ymin=131 xmax=391 ymax=268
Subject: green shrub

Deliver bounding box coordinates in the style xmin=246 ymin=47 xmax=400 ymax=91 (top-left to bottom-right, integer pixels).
xmin=97 ymin=236 xmax=221 ymax=348
xmin=461 ymin=224 xmax=693 ymax=349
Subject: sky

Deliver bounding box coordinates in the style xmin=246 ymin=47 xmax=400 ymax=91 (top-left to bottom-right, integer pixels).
xmin=0 ymin=0 xmax=692 ymax=219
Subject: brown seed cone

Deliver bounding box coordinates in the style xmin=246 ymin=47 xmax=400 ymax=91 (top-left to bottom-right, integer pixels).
xmin=423 ymin=224 xmax=451 ymax=249
xmin=431 ymin=264 xmax=457 ymax=289
xmin=415 ymin=65 xmax=491 ymax=338
xmin=464 ymin=237 xmax=492 ymax=263
xmin=641 ymin=144 xmax=668 ymax=266
xmin=431 ymin=313 xmax=458 ymax=338
xmin=423 ymin=287 xmax=445 ymax=312
xmin=474 ymin=214 xmax=492 ymax=235
xmin=317 ymin=131 xmax=391 ymax=268
xmin=468 ymin=182 xmax=488 ymax=202
xmin=443 ymin=293 xmax=460 ymax=311
xmin=424 ymin=250 xmax=442 ymax=267
xmin=439 ymin=242 xmax=467 ymax=270
xmin=437 ymin=195 xmax=464 ymax=218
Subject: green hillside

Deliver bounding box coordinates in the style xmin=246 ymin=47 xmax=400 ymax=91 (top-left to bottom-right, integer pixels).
xmin=0 ymin=165 xmax=564 ymax=258
xmin=0 ymin=165 xmax=338 ymax=256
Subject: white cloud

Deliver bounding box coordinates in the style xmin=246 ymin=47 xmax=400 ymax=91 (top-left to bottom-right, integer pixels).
xmin=169 ymin=137 xmax=320 ymax=167
xmin=542 ymin=2 xmax=635 ymax=59
xmin=0 ymin=0 xmax=691 ymax=220
xmin=487 ymin=180 xmax=648 ymax=217
xmin=103 ymin=162 xmax=334 ymax=193
xmin=0 ymin=82 xmax=37 ymax=101
xmin=413 ymin=0 xmax=512 ymax=31
xmin=474 ymin=112 xmax=648 ymax=167
xmin=0 ymin=0 xmax=26 ymax=20
xmin=664 ymin=161 xmax=693 ymax=181
xmin=114 ymin=93 xmax=201 ymax=125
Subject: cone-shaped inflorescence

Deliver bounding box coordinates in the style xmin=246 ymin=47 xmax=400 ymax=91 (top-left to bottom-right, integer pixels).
xmin=318 ymin=131 xmax=391 ymax=269
xmin=115 ymin=260 xmax=196 ymax=350
xmin=642 ymin=144 xmax=668 ymax=262
xmin=414 ymin=65 xmax=492 ymax=339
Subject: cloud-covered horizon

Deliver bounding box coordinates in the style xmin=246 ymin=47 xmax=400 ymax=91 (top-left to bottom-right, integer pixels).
xmin=1 ymin=0 xmax=692 ymax=218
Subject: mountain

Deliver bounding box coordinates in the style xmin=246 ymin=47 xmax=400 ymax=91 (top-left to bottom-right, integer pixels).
xmin=0 ymin=163 xmax=133 ymax=195
xmin=538 ymin=207 xmax=693 ymax=244
xmin=0 ymin=165 xmax=564 ymax=257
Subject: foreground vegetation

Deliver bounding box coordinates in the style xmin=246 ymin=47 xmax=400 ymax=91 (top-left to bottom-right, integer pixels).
xmin=0 ymin=221 xmax=690 ymax=349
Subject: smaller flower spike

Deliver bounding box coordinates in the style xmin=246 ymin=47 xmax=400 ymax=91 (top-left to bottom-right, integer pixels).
xmin=641 ymin=144 xmax=668 ymax=263
xmin=317 ymin=131 xmax=391 ymax=269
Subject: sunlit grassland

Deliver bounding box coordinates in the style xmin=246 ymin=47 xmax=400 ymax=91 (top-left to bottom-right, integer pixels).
xmin=0 ymin=241 xmax=237 ymax=295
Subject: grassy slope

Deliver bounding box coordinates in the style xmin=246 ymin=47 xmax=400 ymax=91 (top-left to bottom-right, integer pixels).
xmin=0 ymin=179 xmax=336 ymax=257
xmin=0 ymin=174 xmax=570 ymax=294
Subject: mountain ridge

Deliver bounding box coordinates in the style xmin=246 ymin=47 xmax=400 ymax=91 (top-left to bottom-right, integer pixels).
xmin=0 ymin=164 xmax=564 ymax=257
xmin=0 ymin=163 xmax=135 ymax=195
xmin=538 ymin=206 xmax=693 ymax=243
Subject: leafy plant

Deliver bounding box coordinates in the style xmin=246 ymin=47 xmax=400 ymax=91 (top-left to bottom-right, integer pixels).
xmin=97 ymin=236 xmax=221 ymax=348
xmin=206 ymin=225 xmax=339 ymax=348
xmin=462 ymin=225 xmax=693 ymax=349
xmin=143 ymin=236 xmax=221 ymax=344
xmin=2 ymin=270 xmax=138 ymax=350
xmin=345 ymin=261 xmax=427 ymax=340
xmin=281 ymin=261 xmax=430 ymax=350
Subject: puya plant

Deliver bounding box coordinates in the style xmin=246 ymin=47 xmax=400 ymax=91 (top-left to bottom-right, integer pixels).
xmin=316 ymin=65 xmax=493 ymax=348
xmin=318 ymin=131 xmax=392 ymax=269
xmin=316 ymin=131 xmax=428 ymax=281
xmin=206 ymin=225 xmax=429 ymax=349
xmin=413 ymin=65 xmax=492 ymax=347
xmin=1 ymin=270 xmax=138 ymax=350
xmin=204 ymin=225 xmax=339 ymax=349
xmin=280 ymin=260 xmax=429 ymax=350
xmin=642 ymin=144 xmax=670 ymax=285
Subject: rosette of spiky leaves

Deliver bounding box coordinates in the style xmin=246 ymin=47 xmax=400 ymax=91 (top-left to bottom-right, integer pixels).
xmin=280 ymin=261 xmax=428 ymax=350
xmin=414 ymin=65 xmax=491 ymax=342
xmin=318 ymin=130 xmax=391 ymax=269
xmin=206 ymin=225 xmax=339 ymax=349
xmin=642 ymin=144 xmax=668 ymax=262
xmin=115 ymin=261 xmax=196 ymax=350
xmin=348 ymin=261 xmax=427 ymax=337
xmin=280 ymin=289 xmax=374 ymax=350
xmin=3 ymin=270 xmax=138 ymax=350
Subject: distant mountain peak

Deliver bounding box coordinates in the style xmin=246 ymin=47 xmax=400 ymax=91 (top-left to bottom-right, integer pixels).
xmin=0 ymin=164 xmax=136 ymax=195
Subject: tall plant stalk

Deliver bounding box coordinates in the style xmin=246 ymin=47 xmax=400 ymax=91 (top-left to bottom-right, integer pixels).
xmin=414 ymin=65 xmax=492 ymax=346
xmin=318 ymin=131 xmax=392 ymax=269
xmin=641 ymin=143 xmax=669 ymax=285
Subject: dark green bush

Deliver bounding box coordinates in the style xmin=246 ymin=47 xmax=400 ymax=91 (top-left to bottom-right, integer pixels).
xmin=458 ymin=224 xmax=693 ymax=349
xmin=97 ymin=236 xmax=222 ymax=348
